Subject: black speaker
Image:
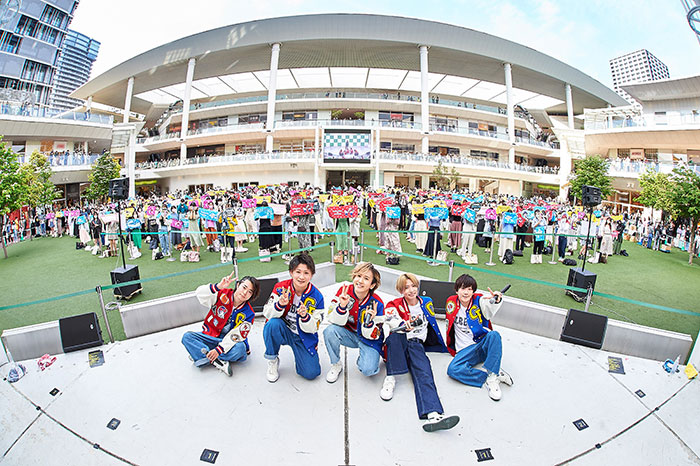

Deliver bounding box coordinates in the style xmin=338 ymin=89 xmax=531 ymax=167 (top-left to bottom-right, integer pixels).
xmin=566 ymin=267 xmax=597 ymax=302
xmin=581 ymin=185 xmax=601 ymax=207
xmin=249 ymin=278 xmax=279 ymax=313
xmin=109 ymin=177 xmax=129 ymax=200
xmin=560 ymin=308 xmax=608 ymax=349
xmin=110 ymin=264 xmax=142 ymax=299
xmin=418 ymin=280 xmax=455 ymax=315
xmin=59 ymin=312 xmax=103 ymax=353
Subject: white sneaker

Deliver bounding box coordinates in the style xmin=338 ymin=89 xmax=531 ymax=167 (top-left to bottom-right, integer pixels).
xmin=422 ymin=412 xmax=460 ymax=432
xmin=485 ymin=373 xmax=502 ymax=401
xmin=498 ymin=369 xmax=513 ymax=386
xmin=380 ymin=375 xmax=396 ymax=401
xmin=235 ymin=247 xmax=248 ymax=253
xmin=326 ymin=362 xmax=343 ymax=383
xmin=212 ymin=359 xmax=233 ymax=377
xmin=266 ymin=357 xmax=279 ymax=383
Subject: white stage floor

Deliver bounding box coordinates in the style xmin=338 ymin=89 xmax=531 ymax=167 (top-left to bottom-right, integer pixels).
xmin=1 ymin=286 xmax=698 ymax=466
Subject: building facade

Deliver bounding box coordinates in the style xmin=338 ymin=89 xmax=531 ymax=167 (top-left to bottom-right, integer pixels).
xmin=49 ymin=29 xmax=99 ymax=113
xmin=0 ymin=0 xmax=78 ymax=117
xmin=609 ymin=49 xmax=670 ymax=105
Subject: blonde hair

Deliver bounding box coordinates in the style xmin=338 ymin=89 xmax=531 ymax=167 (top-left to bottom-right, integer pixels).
xmin=395 ymin=273 xmax=419 ymax=294
xmin=351 ymin=262 xmax=381 ymax=293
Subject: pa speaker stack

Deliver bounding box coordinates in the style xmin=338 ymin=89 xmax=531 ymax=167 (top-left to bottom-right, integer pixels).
xmin=109 ymin=177 xmax=129 ymax=200
xmin=110 ymin=264 xmax=142 ymax=300
xmin=566 ymin=267 xmax=597 ymax=302
xmin=581 ymin=185 xmax=601 ymax=207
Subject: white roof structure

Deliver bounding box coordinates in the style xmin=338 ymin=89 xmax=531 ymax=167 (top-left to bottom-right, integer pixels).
xmin=73 ymin=14 xmax=627 ymax=116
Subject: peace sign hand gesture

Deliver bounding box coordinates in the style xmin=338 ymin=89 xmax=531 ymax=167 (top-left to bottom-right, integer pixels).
xmin=338 ymin=283 xmax=351 ymax=308
xmin=277 ymin=288 xmax=292 ymax=307
xmin=217 ymin=271 xmax=236 ymax=290
xmin=486 ymin=287 xmax=502 ymax=304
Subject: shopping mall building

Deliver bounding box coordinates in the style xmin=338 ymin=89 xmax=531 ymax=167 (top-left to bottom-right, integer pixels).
xmin=2 ymin=14 xmax=699 ymax=208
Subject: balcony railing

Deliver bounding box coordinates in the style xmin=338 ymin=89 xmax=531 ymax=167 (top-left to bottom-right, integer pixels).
xmin=586 ymin=112 xmax=700 ymax=131
xmin=134 ymin=151 xmax=315 ymax=170
xmin=17 ymin=153 xmax=100 ymax=167
xmin=607 ymin=159 xmax=700 ymax=176
xmin=0 ymin=103 xmax=113 ymax=124
xmin=378 ymin=151 xmax=560 ymax=175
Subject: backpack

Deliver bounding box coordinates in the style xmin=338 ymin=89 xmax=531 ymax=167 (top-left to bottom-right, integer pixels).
xmin=563 ymin=258 xmax=577 ymax=266
xmin=513 ymin=250 xmax=524 ymax=257
xmin=503 ymin=249 xmax=514 ymax=264
xmin=543 ymin=245 xmax=553 ymax=255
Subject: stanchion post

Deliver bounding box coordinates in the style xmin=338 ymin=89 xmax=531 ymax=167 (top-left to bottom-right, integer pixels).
xmin=330 ymin=241 xmax=335 ymax=263
xmin=96 ymin=285 xmax=114 ymax=344
xmin=233 ymin=258 xmax=239 ymax=280
xmin=448 ymin=260 xmax=455 ymax=281
xmin=360 ymin=230 xmax=365 ymax=262
xmin=548 ymin=234 xmax=558 ymax=264
xmin=346 ymin=231 xmax=353 ymax=266
xmin=486 ymin=236 xmax=496 ymax=266
xmin=584 ymin=284 xmax=593 ymax=313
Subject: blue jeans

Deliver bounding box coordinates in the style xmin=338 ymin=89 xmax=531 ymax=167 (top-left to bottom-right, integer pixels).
xmin=158 ymin=226 xmax=170 ymax=255
xmin=407 ymin=219 xmax=415 ymax=240
xmin=558 ymin=236 xmax=567 ymax=259
xmin=181 ymin=331 xmax=247 ymax=367
xmin=447 ymin=331 xmax=503 ymax=387
xmin=323 ymin=324 xmax=380 ymax=376
xmin=385 ymin=333 xmax=444 ymax=418
xmin=263 ymin=318 xmax=320 ymax=380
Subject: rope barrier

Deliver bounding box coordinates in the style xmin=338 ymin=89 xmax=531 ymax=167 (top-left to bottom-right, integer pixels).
xmin=364 ymin=229 xmax=589 ymax=238
xmin=102 ymin=230 xmax=345 ymax=236
xmin=0 ymin=243 xmax=330 ymax=311
xmin=357 ymin=242 xmax=700 ymax=318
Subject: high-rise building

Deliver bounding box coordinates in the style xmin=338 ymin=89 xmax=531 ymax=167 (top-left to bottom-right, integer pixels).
xmin=0 ymin=0 xmax=78 ymax=117
xmin=49 ymin=29 xmax=99 ymax=113
xmin=609 ymin=49 xmax=670 ymax=104
xmin=680 ymin=0 xmax=700 ymax=44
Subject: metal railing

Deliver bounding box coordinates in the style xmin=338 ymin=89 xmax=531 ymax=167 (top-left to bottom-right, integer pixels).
xmin=134 ymin=151 xmax=315 ymax=170
xmin=377 ymin=151 xmax=560 ymax=174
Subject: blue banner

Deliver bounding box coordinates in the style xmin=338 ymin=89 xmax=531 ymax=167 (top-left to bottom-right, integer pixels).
xmin=425 ymin=207 xmax=449 ymax=220
xmin=199 ymin=208 xmax=218 ymax=221
xmin=386 ymin=206 xmax=401 ymax=219
xmin=254 ymin=206 xmax=274 ymax=220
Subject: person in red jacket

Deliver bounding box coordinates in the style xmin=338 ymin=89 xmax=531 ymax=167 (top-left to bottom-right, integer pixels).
xmin=444 ymin=274 xmax=513 ymax=401
xmin=182 ymin=273 xmax=260 ymax=376
xmin=382 ymin=273 xmax=460 ymax=432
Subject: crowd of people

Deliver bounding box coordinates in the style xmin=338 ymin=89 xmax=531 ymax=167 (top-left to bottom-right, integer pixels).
xmin=3 ymin=183 xmax=699 ymax=267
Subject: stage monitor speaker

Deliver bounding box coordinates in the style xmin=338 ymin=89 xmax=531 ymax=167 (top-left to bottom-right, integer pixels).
xmin=566 ymin=267 xmax=597 ymax=301
xmin=560 ymin=308 xmax=608 ymax=349
xmin=110 ymin=264 xmax=142 ymax=300
xmin=59 ymin=312 xmax=103 ymax=353
xmin=418 ymin=280 xmax=454 ymax=315
xmin=581 ymin=185 xmax=601 ymax=207
xmin=249 ymin=278 xmax=279 ymax=313
xmin=109 ymin=177 xmax=129 ymax=200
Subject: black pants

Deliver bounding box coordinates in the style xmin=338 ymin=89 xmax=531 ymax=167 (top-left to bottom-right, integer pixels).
xmin=533 ymin=240 xmax=544 ymax=254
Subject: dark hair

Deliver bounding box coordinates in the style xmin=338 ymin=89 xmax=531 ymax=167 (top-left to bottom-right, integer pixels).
xmin=454 ymin=274 xmax=477 ymax=292
xmin=289 ymin=252 xmax=315 ymax=275
xmin=237 ymin=276 xmax=260 ymax=301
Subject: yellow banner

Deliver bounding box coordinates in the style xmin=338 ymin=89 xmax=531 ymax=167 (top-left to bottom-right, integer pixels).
xmin=332 ymin=194 xmax=355 ymax=204
xmin=254 ymin=196 xmax=272 ymax=204
xmin=368 ymin=199 xmax=376 ymax=208
xmin=319 ymin=194 xmax=329 ymax=203
xmin=412 ymin=203 xmax=425 ymax=214
xmin=496 ymin=205 xmax=512 ymax=214
xmin=124 ymin=207 xmax=134 ymax=218
xmin=611 ymin=215 xmax=623 ymax=222
xmin=300 ymin=191 xmax=308 ymax=198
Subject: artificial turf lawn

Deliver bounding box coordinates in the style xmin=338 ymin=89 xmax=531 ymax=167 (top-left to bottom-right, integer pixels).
xmin=1 ymin=219 xmax=699 ymax=345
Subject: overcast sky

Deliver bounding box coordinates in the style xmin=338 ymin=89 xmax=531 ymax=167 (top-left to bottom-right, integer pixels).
xmin=70 ymin=0 xmax=700 ymax=90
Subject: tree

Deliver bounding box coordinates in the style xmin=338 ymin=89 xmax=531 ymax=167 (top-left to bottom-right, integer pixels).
xmin=0 ymin=139 xmax=30 ymax=258
xmin=637 ymin=169 xmax=673 ymax=218
xmin=15 ymin=151 xmax=61 ymax=240
xmin=432 ymin=159 xmax=460 ymax=190
xmin=568 ymin=155 xmax=613 ymax=202
xmin=667 ymin=166 xmax=700 ymax=265
xmin=84 ymin=153 xmax=121 ymax=201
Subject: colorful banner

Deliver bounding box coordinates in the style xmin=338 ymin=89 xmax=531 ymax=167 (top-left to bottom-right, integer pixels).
xmin=463 ymin=208 xmax=476 ymax=223
xmin=425 ymin=207 xmax=449 ymax=220
xmin=332 ymin=194 xmax=355 ymax=204
xmin=199 ymin=208 xmax=219 ymax=222
xmin=485 ymin=208 xmax=497 ymax=221
xmin=270 ymin=203 xmax=287 ymax=215
xmin=378 ymin=198 xmax=394 ymax=212
xmin=254 ymin=206 xmax=274 ymax=220
xmin=318 ymin=194 xmax=330 ymax=203
xmin=290 ymin=203 xmax=314 ymax=217
xmin=412 ymin=203 xmax=424 ymax=215
xmin=386 ymin=206 xmax=401 ymax=219
xmin=254 ymin=196 xmax=271 ymax=205
xmin=451 ymin=204 xmax=467 ymax=217
xmin=503 ymin=211 xmax=518 ymax=225
xmin=146 ymin=205 xmax=157 ymax=217
xmin=496 ymin=205 xmax=512 ymax=215
xmin=328 ymin=204 xmax=359 ymax=219
xmin=241 ymin=198 xmax=256 ymax=209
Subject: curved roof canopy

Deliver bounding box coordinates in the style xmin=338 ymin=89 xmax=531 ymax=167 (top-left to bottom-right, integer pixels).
xmin=74 ymin=14 xmax=627 ymax=115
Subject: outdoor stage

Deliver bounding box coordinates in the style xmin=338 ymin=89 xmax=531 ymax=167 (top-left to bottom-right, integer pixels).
xmin=1 ymin=286 xmax=698 ymax=465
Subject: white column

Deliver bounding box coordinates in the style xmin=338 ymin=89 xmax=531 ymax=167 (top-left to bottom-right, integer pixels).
xmin=607 ymin=104 xmax=613 ymax=129
xmin=266 ymin=43 xmax=281 ymax=153
xmin=83 ymin=141 xmax=88 ymax=153
xmin=469 ymin=177 xmax=478 ymax=192
xmin=127 ymin=127 xmax=136 ymax=198
xmin=86 ymin=95 xmax=92 ymax=112
xmin=419 ymin=45 xmax=430 ymax=154
xmin=504 ymin=63 xmax=515 ymax=166
xmin=374 ymin=127 xmax=381 ymax=188
xmin=313 ymin=125 xmax=320 ymax=187
xmin=123 ymin=77 xmax=134 ymax=123
xmin=558 ymin=138 xmax=572 ymax=202
xmin=421 ymin=174 xmax=430 ymax=190
xmin=180 ymin=57 xmax=196 ymax=162
xmin=566 ymin=83 xmax=574 ymax=129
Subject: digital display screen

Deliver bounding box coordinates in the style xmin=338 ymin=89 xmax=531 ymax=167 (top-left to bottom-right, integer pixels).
xmin=323 ymin=130 xmax=371 ymax=163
